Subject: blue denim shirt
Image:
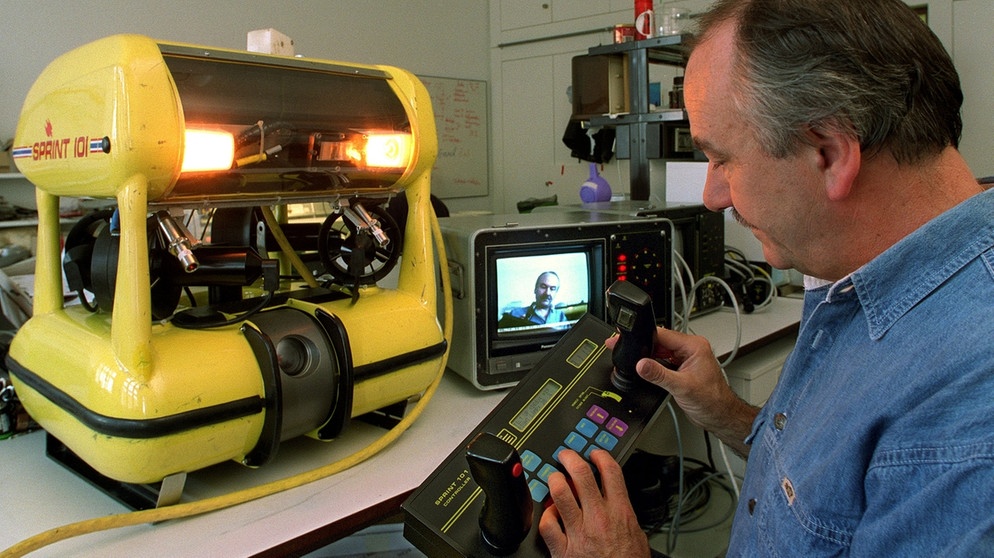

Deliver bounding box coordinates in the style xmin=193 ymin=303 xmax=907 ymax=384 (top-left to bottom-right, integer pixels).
xmin=728 ymin=189 xmax=994 ymax=557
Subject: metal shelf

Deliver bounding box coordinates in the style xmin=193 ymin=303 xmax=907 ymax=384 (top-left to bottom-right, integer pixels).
xmin=587 ymin=34 xmax=690 ymax=66
xmin=585 ymin=35 xmax=689 ymax=201
xmin=589 ymin=109 xmax=688 ymax=128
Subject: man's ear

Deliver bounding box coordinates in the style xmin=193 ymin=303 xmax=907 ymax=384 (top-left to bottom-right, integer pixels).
xmin=806 ymin=125 xmax=861 ymax=202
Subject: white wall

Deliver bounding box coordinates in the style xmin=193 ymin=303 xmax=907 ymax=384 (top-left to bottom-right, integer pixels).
xmin=0 ymin=0 xmax=492 ymax=210
xmin=653 ymin=0 xmax=994 ymax=180
xmin=486 ymin=0 xmax=991 ymax=213
xmin=952 ymin=0 xmax=994 ymax=178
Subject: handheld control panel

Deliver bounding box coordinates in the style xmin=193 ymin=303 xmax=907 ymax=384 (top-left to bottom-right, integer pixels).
xmin=403 ymin=281 xmax=667 ymax=557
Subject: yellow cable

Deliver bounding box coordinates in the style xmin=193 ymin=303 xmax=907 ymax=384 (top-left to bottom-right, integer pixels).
xmin=1 ymin=209 xmax=453 ymax=558
xmin=259 ymin=205 xmax=321 ymax=288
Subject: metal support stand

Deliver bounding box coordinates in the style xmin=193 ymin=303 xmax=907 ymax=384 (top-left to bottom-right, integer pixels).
xmin=358 ymin=396 xmax=418 ymax=430
xmin=46 ymin=433 xmax=186 ymax=511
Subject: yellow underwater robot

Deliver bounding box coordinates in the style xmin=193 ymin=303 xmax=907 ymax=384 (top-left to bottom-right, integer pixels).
xmin=7 ymin=35 xmax=445 ymax=500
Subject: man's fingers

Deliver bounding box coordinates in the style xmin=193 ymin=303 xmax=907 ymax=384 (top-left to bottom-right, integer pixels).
xmin=558 ymin=449 xmax=599 ymax=498
xmin=546 ymin=468 xmax=581 ymax=525
xmin=588 ymin=449 xmax=627 ymax=501
xmin=538 ymin=504 xmax=567 ymax=556
xmin=636 ymin=357 xmax=676 ymax=389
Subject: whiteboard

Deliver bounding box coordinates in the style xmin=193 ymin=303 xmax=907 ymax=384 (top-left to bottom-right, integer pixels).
xmin=419 ymin=76 xmax=489 ymax=198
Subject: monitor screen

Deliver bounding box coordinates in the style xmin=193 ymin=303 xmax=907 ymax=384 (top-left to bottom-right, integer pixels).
xmin=486 ymin=242 xmax=605 ymax=361
xmin=494 ymin=251 xmax=590 ymax=336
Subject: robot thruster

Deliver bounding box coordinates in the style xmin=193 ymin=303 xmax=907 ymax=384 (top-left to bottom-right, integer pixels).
xmin=6 ymin=34 xmax=445 ymax=494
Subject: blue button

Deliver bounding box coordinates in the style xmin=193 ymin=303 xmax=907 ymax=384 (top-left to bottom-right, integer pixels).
xmin=520 ymin=450 xmax=542 ymax=472
xmin=528 ymin=479 xmax=549 ymax=502
xmin=553 ymin=446 xmax=568 ymax=462
xmin=575 ymin=418 xmax=598 ymax=438
xmin=537 ymin=463 xmax=559 ymax=482
xmin=564 ymin=431 xmax=587 ymax=453
xmin=595 ymin=431 xmax=619 ymax=451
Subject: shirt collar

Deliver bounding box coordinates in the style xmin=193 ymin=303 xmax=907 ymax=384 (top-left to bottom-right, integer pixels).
xmin=847 ymin=189 xmax=994 ymax=340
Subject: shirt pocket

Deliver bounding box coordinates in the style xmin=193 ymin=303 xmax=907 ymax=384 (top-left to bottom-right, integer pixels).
xmin=753 ymin=426 xmax=857 ymax=556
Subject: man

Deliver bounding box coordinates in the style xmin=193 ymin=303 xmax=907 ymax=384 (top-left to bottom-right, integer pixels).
xmin=538 ymin=1 xmax=994 ymax=556
xmin=503 ymin=271 xmax=567 ymax=325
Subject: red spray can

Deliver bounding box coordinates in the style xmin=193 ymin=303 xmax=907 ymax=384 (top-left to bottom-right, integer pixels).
xmin=634 ymin=0 xmax=654 ymax=40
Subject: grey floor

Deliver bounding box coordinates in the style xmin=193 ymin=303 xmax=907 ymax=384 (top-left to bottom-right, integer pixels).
xmin=303 ymin=523 xmax=426 ymax=558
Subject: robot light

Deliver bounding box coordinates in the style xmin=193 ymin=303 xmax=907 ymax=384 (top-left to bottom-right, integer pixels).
xmin=313 ymin=132 xmax=412 ymax=170
xmin=181 ymin=129 xmax=235 ymax=173
xmin=363 ymin=133 xmax=412 ymax=169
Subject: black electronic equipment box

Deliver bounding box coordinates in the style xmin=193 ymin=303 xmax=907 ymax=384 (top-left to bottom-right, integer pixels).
xmin=441 ymin=211 xmax=674 ymax=390
xmin=403 ymin=281 xmax=669 ymax=558
xmin=564 ymin=201 xmax=725 ymax=317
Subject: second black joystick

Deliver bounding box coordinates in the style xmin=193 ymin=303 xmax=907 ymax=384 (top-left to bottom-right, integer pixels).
xmin=606 ymin=280 xmax=657 ymax=392
xmin=466 ymin=432 xmax=533 ymax=555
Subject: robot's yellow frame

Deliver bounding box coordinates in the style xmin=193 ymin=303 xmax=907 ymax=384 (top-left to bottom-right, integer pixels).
xmin=7 ymin=35 xmax=444 ymax=485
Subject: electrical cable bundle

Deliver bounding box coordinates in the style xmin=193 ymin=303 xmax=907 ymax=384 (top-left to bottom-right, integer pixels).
xmin=626 ymin=452 xmax=737 ymax=536
xmin=637 ymin=242 xmax=782 ymax=554
xmin=723 ymin=247 xmax=778 ymax=313
xmin=623 ymin=402 xmax=742 ymax=555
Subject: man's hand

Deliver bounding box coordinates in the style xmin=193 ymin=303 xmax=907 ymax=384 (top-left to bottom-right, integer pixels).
xmin=538 ymin=449 xmax=650 ymax=558
xmin=605 ymin=327 xmax=758 ymax=457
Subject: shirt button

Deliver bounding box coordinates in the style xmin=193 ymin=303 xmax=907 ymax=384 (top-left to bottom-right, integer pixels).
xmin=748 ymin=498 xmax=757 ymax=515
xmin=773 ymin=412 xmax=787 ymax=430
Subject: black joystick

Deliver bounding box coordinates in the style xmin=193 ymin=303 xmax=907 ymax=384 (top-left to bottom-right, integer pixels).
xmin=606 ymin=280 xmax=657 ymax=392
xmin=466 ymin=432 xmax=533 ymax=555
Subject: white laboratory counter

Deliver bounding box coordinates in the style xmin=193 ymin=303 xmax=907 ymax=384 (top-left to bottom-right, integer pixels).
xmin=0 ymin=296 xmax=802 ymax=558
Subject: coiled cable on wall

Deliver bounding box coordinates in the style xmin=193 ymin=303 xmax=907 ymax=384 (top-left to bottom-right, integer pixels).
xmin=0 ymin=206 xmax=454 ymax=558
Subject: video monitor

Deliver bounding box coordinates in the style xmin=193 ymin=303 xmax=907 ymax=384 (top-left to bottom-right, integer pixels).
xmin=493 ymin=251 xmax=591 ymax=336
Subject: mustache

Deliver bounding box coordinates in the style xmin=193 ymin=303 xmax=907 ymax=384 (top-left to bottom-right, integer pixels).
xmin=729 ymin=207 xmax=752 ymax=229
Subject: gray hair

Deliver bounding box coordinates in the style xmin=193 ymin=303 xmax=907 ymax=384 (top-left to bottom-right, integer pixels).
xmin=691 ymin=0 xmax=963 ymax=164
